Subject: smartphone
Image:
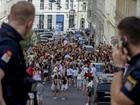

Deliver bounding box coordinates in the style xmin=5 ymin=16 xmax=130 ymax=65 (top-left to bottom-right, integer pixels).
xmin=121 ymin=36 xmax=127 ymax=48
xmin=120 ymin=36 xmax=128 ymax=53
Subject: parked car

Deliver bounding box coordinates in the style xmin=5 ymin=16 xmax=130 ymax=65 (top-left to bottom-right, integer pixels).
xmin=82 ymin=45 xmax=94 ymax=52
xmin=52 ymin=32 xmax=63 ymax=42
xmin=67 ymin=28 xmax=78 ymax=34
xmin=91 ymin=63 xmax=113 ymax=105
xmin=39 ymin=32 xmax=54 ymax=42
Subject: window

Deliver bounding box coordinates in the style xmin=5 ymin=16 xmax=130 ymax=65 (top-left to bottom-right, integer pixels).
xmin=70 ymin=0 xmax=73 ymax=8
xmin=82 ymin=2 xmax=86 ymax=11
xmin=69 ymin=15 xmax=74 ymax=28
xmin=39 ymin=15 xmax=44 ymax=29
xmin=56 ymin=0 xmax=61 ymax=9
xmin=40 ymin=0 xmax=44 ymax=10
xmin=66 ymin=3 xmax=69 ymax=9
xmin=47 ymin=15 xmax=52 ymax=30
xmin=65 ymin=0 xmax=69 ymax=9
xmin=56 ymin=15 xmax=64 ymax=31
xmin=48 ymin=2 xmax=52 ymax=9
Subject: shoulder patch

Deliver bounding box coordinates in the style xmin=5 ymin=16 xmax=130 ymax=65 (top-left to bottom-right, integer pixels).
xmin=124 ymin=76 xmax=137 ymax=91
xmin=1 ymin=50 xmax=12 ymax=63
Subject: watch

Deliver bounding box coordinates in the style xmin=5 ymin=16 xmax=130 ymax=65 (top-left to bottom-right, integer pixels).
xmin=112 ymin=66 xmax=125 ymax=73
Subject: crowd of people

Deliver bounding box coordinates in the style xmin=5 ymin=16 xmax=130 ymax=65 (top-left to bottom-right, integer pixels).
xmin=24 ymin=39 xmax=113 ymax=105
xmin=1 ymin=1 xmax=140 ymax=105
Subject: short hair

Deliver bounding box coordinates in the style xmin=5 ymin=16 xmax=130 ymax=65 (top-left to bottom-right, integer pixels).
xmin=117 ymin=16 xmax=140 ymax=45
xmin=9 ymin=1 xmax=35 ymax=25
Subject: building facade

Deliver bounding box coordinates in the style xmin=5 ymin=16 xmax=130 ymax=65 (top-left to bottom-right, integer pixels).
xmin=116 ymin=0 xmax=137 ymax=24
xmin=104 ymin=0 xmax=116 ymax=45
xmin=0 ymin=0 xmax=20 ymax=26
xmin=88 ymin=0 xmax=139 ymax=46
xmin=31 ymin=0 xmax=88 ymax=32
xmin=0 ymin=0 xmax=8 ymax=26
xmin=88 ymin=0 xmax=116 ymax=46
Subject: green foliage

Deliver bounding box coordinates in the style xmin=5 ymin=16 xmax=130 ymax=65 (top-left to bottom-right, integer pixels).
xmin=20 ymin=31 xmax=33 ymax=49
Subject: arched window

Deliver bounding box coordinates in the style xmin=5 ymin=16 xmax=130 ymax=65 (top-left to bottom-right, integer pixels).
xmin=80 ymin=18 xmax=85 ymax=29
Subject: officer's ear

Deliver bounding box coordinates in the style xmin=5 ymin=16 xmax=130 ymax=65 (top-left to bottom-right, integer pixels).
xmin=25 ymin=20 xmax=33 ymax=31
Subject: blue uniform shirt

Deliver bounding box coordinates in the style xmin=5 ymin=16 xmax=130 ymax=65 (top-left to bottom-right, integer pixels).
xmin=121 ymin=53 xmax=140 ymax=105
xmin=0 ymin=23 xmax=28 ymax=105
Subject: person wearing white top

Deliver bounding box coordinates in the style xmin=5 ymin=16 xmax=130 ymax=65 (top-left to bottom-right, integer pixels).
xmin=33 ymin=70 xmax=42 ymax=81
xmin=67 ymin=68 xmax=73 ymax=85
xmin=90 ymin=65 xmax=96 ymax=77
xmin=73 ymin=69 xmax=78 ymax=87
xmin=77 ymin=71 xmax=82 ymax=89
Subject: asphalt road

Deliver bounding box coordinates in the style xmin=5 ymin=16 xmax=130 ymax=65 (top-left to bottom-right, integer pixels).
xmin=42 ymin=82 xmax=87 ymax=105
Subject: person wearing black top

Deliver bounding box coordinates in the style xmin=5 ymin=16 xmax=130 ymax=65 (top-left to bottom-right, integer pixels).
xmin=111 ymin=17 xmax=140 ymax=105
xmin=0 ymin=1 xmax=35 ymax=105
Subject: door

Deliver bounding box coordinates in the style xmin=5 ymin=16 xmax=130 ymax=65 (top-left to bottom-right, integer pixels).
xmin=56 ymin=15 xmax=64 ymax=31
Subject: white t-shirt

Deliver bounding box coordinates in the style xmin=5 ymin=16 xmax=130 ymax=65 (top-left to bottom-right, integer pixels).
xmin=91 ymin=67 xmax=96 ymax=73
xmin=64 ymin=40 xmax=68 ymax=45
xmin=33 ymin=71 xmax=42 ymax=81
xmin=73 ymin=69 xmax=78 ymax=77
xmin=77 ymin=73 xmax=82 ymax=80
xmin=67 ymin=68 xmax=73 ymax=76
xmin=90 ymin=67 xmax=96 ymax=76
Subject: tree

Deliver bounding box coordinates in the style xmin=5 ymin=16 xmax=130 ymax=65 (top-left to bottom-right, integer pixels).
xmin=20 ymin=31 xmax=33 ymax=49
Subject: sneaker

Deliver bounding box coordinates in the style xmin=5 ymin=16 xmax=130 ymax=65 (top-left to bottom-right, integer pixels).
xmin=61 ymin=97 xmax=65 ymax=100
xmin=53 ymin=97 xmax=57 ymax=100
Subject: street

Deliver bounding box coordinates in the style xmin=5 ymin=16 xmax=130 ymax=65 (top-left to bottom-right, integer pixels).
xmin=42 ymin=82 xmax=87 ymax=105
xmin=0 ymin=0 xmax=140 ymax=105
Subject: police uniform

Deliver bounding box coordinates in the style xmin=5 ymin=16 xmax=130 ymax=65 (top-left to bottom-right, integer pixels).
xmin=121 ymin=53 xmax=140 ymax=105
xmin=0 ymin=23 xmax=30 ymax=105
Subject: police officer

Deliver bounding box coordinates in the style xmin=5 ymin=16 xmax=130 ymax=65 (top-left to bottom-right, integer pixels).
xmin=0 ymin=1 xmax=35 ymax=105
xmin=111 ymin=16 xmax=140 ymax=105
